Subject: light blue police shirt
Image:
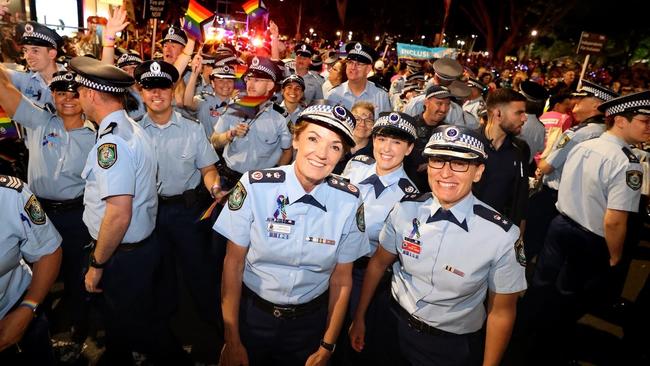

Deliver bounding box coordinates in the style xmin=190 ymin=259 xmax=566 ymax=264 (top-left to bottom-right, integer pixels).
xmin=214 ymin=101 xmax=292 ymax=174
xmin=325 ymin=80 xmax=392 ymax=119
xmin=8 ymin=64 xmax=66 ymax=107
xmin=82 ymin=110 xmax=158 ymax=243
xmin=214 ymin=164 xmax=370 ymax=305
xmin=140 ymin=111 xmax=218 ymax=196
xmin=342 ymin=156 xmax=418 ymax=256
xmin=127 ymin=88 xmax=147 ymax=121
xmin=543 ymin=120 xmax=606 ymax=190
xmin=280 ymin=101 xmax=305 ymax=126
xmin=404 ymin=95 xmax=479 ymax=128
xmin=557 ymin=132 xmax=643 ymax=236
xmin=13 ymin=96 xmax=96 ymax=200
xmin=0 ymin=178 xmax=61 ymax=318
xmin=380 ymin=192 xmax=527 ymax=334
xmin=520 ymin=114 xmax=545 ymax=163
xmin=298 ymin=71 xmax=324 ymax=105
xmin=194 ymin=93 xmax=229 ymax=139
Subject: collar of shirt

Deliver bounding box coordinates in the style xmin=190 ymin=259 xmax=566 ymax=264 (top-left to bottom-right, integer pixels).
xmin=600 ymin=131 xmax=628 ymax=148
xmin=141 ymin=110 xmax=181 ymax=129
xmin=428 ymin=193 xmax=475 ymax=228
xmin=31 ymin=64 xmax=66 ymax=81
xmin=373 ymin=163 xmax=407 ymax=189
xmin=99 ymin=109 xmax=130 ymax=131
xmin=82 ymin=119 xmax=97 ymax=132
xmin=285 ymin=163 xmax=328 ymax=211
xmin=343 ymin=81 xmax=370 ymax=98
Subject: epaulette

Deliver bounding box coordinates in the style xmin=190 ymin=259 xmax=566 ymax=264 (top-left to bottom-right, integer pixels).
xmin=200 ymin=90 xmax=216 ymax=98
xmin=249 ymin=169 xmax=286 ymax=183
xmin=99 ymin=122 xmax=117 ymax=139
xmin=473 ymin=205 xmax=513 ymax=232
xmin=0 ymin=175 xmax=23 ymax=192
xmin=179 ymin=111 xmax=200 ymax=124
xmin=400 ymin=192 xmax=431 ymax=202
xmin=327 ymin=176 xmax=360 ymax=197
xmin=569 ymin=123 xmax=588 ymax=132
xmin=273 ymin=103 xmax=288 ymax=117
xmin=371 ymin=80 xmax=388 ymax=92
xmin=398 ymin=178 xmax=418 ymax=194
xmin=352 ymin=155 xmax=375 ymax=165
xmin=43 ymin=102 xmax=56 ymax=114
xmin=329 ymin=173 xmax=350 ymax=183
xmin=622 ymin=146 xmax=640 ymax=164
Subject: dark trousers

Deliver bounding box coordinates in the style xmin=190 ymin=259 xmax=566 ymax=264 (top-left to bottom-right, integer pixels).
xmin=239 ymin=292 xmax=327 ymax=366
xmin=90 ymin=234 xmax=185 ymax=365
xmin=0 ymin=310 xmax=55 ymax=365
xmin=45 ymin=204 xmax=92 ymax=340
xmin=523 ymin=185 xmax=558 ymax=260
xmin=516 ymin=214 xmax=611 ymax=364
xmin=156 ymin=199 xmax=220 ymax=327
xmin=395 ymin=310 xmax=482 ymax=366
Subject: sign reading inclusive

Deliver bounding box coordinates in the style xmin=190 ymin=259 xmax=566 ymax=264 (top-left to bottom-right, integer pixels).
xmin=396 ymin=43 xmax=458 ymax=60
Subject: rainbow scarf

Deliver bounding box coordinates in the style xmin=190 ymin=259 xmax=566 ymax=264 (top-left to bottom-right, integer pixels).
xmin=183 ymin=0 xmax=214 ymax=42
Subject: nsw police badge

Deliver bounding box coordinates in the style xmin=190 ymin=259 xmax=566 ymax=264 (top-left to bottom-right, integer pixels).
xmin=514 ymin=238 xmax=526 ymax=267
xmin=356 ymin=203 xmax=365 ymax=232
xmin=626 ymin=170 xmax=642 ymax=191
xmin=228 ymin=181 xmax=247 ymax=211
xmin=24 ymin=195 xmax=46 ymax=225
xmin=97 ymin=143 xmax=117 ymax=169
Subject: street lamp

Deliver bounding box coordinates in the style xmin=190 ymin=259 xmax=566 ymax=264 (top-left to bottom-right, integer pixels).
xmin=531 ymin=30 xmax=538 ymax=37
xmin=469 ymin=34 xmax=477 ymax=53
xmin=528 ymin=30 xmax=538 ymax=59
xmin=309 ymin=28 xmax=314 ymax=34
xmin=375 ymin=35 xmax=380 ymax=41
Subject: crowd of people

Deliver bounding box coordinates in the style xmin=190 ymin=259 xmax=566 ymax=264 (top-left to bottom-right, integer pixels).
xmin=1 ymin=3 xmax=649 ymax=366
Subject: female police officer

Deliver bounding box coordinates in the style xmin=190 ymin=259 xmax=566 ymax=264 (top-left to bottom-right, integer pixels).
xmin=214 ymin=104 xmax=370 ymax=366
xmin=349 ymin=125 xmax=527 ymax=366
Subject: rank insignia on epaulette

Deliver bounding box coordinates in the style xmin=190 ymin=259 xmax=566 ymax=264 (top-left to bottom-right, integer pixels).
xmin=249 ymin=170 xmax=286 ymax=183
xmin=0 ymin=175 xmax=23 ymax=192
xmin=228 ymin=181 xmax=247 ymax=211
xmin=622 ymin=147 xmax=640 ymax=163
xmin=24 ymin=194 xmax=46 ymax=225
xmin=327 ymin=177 xmax=360 ymax=197
xmin=400 ymin=192 xmax=431 ymax=202
xmin=626 ymin=170 xmax=642 ymax=190
xmin=473 ymin=205 xmax=513 ymax=231
xmin=352 ymin=155 xmax=375 ymax=164
xmin=97 ymin=143 xmax=117 ymax=169
xmin=398 ymin=178 xmax=417 ymax=194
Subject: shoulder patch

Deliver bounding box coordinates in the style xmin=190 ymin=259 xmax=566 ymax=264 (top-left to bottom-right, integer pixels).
xmin=556 ymin=133 xmax=571 ymax=149
xmin=99 ymin=122 xmax=117 ymax=139
xmin=622 ymin=147 xmax=640 ymax=164
xmin=356 ymin=203 xmax=365 ymax=232
xmin=249 ymin=169 xmax=286 ymax=183
xmin=0 ymin=175 xmax=24 ymax=192
xmin=352 ymin=155 xmax=375 ymax=165
xmin=400 ymin=192 xmax=432 ymax=202
xmin=228 ymin=181 xmax=247 ymax=210
xmin=327 ymin=177 xmax=360 ymax=197
xmin=473 ymin=205 xmax=513 ymax=232
xmin=514 ymin=237 xmax=526 ymax=266
xmin=398 ymin=178 xmax=418 ymax=194
xmin=97 ymin=143 xmax=117 ymax=169
xmin=626 ymin=170 xmax=643 ymax=191
xmin=24 ymin=194 xmax=46 ymax=225
xmin=273 ymin=103 xmax=288 ymax=117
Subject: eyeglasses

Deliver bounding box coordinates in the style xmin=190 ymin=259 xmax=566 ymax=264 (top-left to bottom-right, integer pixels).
xmin=353 ymin=115 xmax=374 ymax=125
xmin=428 ymin=157 xmax=473 ymax=172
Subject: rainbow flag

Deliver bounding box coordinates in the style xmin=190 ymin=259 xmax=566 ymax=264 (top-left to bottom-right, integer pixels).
xmin=236 ymin=95 xmax=268 ymax=108
xmin=234 ymin=64 xmax=248 ymax=79
xmin=198 ymin=200 xmax=218 ymax=222
xmin=183 ymin=0 xmax=214 ymax=42
xmin=242 ymin=0 xmax=267 ymax=15
xmin=0 ymin=107 xmax=18 ymax=141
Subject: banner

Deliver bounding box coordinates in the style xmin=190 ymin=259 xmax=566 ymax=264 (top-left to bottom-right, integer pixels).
xmin=396 ymin=43 xmax=457 ymax=60
xmin=144 ymin=0 xmax=167 ymax=20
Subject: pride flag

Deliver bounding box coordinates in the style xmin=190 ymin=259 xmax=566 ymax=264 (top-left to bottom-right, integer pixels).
xmin=0 ymin=107 xmax=18 ymax=141
xmin=183 ymin=0 xmax=214 ymax=42
xmin=236 ymin=95 xmax=268 ymax=108
xmin=242 ymin=0 xmax=267 ymax=15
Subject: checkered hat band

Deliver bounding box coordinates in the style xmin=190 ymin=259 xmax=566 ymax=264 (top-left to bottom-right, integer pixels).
xmin=201 ymin=59 xmax=216 ymax=65
xmin=249 ymin=65 xmax=276 ymax=81
xmin=581 ymin=86 xmax=615 ymax=101
xmin=605 ymin=99 xmax=650 ymax=116
xmin=349 ymin=49 xmax=372 ymax=62
xmin=164 ymin=34 xmax=187 ymax=46
xmin=51 ymin=74 xmax=75 ymax=84
xmin=117 ymin=55 xmax=142 ymax=67
xmin=74 ymin=74 xmax=127 ymax=93
xmin=216 ymin=56 xmax=237 ymax=65
xmin=468 ymin=80 xmax=484 ymax=89
xmin=375 ymin=116 xmax=417 ymax=139
xmin=301 ymin=104 xmax=355 ymax=133
xmin=141 ymin=71 xmax=173 ymax=82
xmin=429 ymin=132 xmax=486 ymax=158
xmin=428 ymin=90 xmax=451 ymax=98
xmin=23 ymin=32 xmax=57 ymax=48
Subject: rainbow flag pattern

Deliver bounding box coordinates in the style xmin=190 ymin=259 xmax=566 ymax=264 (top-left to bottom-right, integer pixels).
xmin=198 ymin=200 xmax=218 ymax=222
xmin=242 ymin=0 xmax=267 ymax=15
xmin=235 ymin=95 xmax=268 ymax=108
xmin=183 ymin=0 xmax=214 ymax=42
xmin=0 ymin=107 xmax=18 ymax=141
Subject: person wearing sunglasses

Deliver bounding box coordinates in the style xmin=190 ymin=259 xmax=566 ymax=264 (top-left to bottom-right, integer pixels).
xmin=349 ymin=125 xmax=526 ymax=366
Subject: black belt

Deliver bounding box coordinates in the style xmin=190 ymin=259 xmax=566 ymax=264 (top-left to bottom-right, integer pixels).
xmin=243 ymin=285 xmax=328 ymax=319
xmin=559 ymin=213 xmax=594 ymax=235
xmin=391 ymin=297 xmax=457 ymax=337
xmin=158 ymin=186 xmax=210 ymax=207
xmin=37 ymin=195 xmax=84 ymax=212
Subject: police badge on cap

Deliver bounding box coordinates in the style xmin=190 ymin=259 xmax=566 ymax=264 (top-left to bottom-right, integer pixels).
xmin=298 ymin=104 xmax=357 ymax=147
xmin=134 ymin=60 xmax=179 ymax=89
xmin=423 ymin=125 xmax=488 ymax=161
xmin=372 ymin=112 xmax=418 ymax=142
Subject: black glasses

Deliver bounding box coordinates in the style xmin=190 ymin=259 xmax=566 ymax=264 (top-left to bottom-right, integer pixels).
xmin=428 ymin=157 xmax=473 ymax=172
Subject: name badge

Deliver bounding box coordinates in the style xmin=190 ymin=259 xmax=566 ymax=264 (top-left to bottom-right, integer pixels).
xmin=306 ymin=236 xmax=336 ymax=245
xmin=401 ymin=237 xmax=421 ymax=259
xmin=266 ymin=218 xmax=295 ymax=239
xmin=444 ymin=265 xmax=465 ymax=277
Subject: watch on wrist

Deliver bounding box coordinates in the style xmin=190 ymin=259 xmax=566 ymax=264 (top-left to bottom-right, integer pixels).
xmin=320 ymin=339 xmax=336 ymax=353
xmin=90 ymin=252 xmax=107 ymax=269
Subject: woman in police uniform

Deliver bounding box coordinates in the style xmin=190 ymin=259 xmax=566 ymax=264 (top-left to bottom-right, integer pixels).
xmin=349 ymin=125 xmax=527 ymax=366
xmin=215 ymin=104 xmax=370 ymax=366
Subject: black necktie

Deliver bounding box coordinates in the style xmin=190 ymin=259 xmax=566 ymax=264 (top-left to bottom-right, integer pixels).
xmin=427 ymin=208 xmax=468 ymax=231
xmin=295 ymin=194 xmax=327 ymax=212
xmin=359 ymin=174 xmax=385 ymax=198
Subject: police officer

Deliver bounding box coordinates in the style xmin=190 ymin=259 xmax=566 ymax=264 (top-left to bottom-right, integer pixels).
xmin=340 ymin=111 xmax=418 ymax=364
xmin=280 ymin=74 xmax=306 ymax=127
xmin=215 ymin=104 xmax=370 ymax=366
xmin=115 ymin=53 xmax=148 ymax=120
xmin=0 ymin=176 xmax=62 ymax=365
xmin=520 ymin=91 xmax=650 ymax=365
xmin=0 ymin=67 xmax=95 ymax=350
xmin=185 ymin=56 xmax=237 ymax=139
xmin=6 ymin=21 xmax=65 ymax=107
xmin=463 ymin=78 xmax=487 ymax=121
xmin=293 ymin=43 xmax=324 ymax=104
xmin=349 ymin=125 xmax=527 ymax=366
xmin=519 ymin=80 xmax=549 ymax=164
xmin=69 ymin=56 xmax=185 ymax=364
xmin=402 ymin=58 xmax=463 ymax=120
xmin=525 ymin=81 xmax=618 ymax=260
xmin=325 ymin=42 xmax=392 ymax=119
xmin=211 ymin=56 xmax=293 ymax=189
xmin=134 ymin=60 xmax=224 ymax=334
